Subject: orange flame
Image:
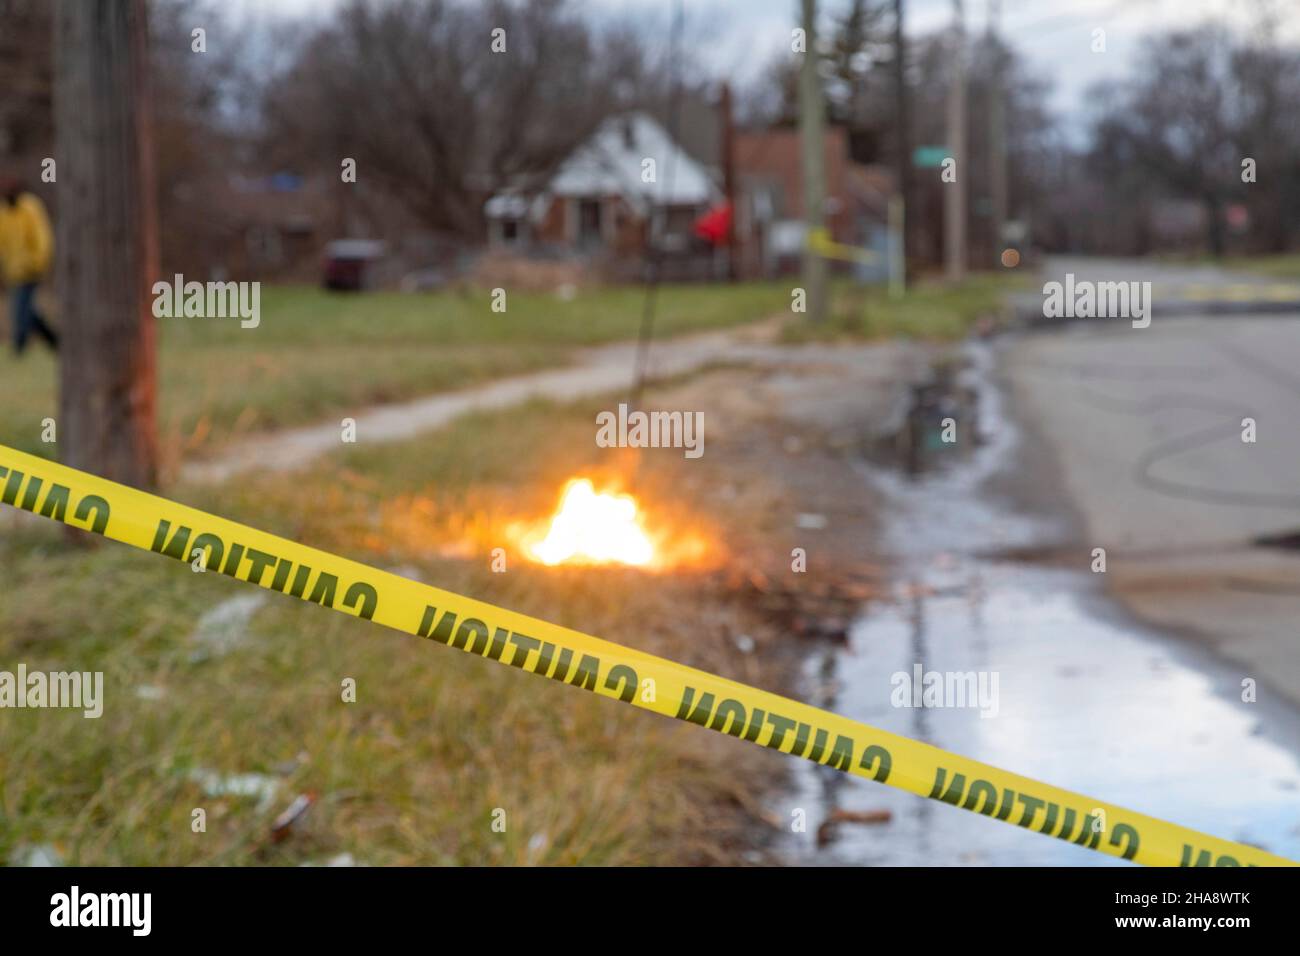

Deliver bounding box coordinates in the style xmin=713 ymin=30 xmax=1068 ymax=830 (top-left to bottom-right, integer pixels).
xmin=519 ymin=478 xmax=657 ymax=568
xmin=375 ymin=475 xmax=717 ymax=572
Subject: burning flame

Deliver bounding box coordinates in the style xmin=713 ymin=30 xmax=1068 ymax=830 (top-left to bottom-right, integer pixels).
xmin=522 ymin=478 xmax=656 ymax=568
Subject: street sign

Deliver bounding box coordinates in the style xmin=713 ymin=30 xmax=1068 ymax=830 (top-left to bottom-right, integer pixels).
xmin=913 ymin=146 xmax=949 ymax=168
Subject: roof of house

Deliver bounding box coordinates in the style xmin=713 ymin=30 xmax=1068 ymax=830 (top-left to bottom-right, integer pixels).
xmin=487 ymin=111 xmax=718 ymax=219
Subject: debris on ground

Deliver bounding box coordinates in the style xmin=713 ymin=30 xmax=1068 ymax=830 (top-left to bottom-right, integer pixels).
xmin=270 ymin=792 xmax=316 ymax=843
xmin=188 ymin=593 xmax=268 ymax=660
xmin=816 ymin=808 xmax=893 ymax=847
xmin=10 ymin=843 xmax=64 ymax=867
xmin=188 ymin=768 xmax=281 ymax=812
xmin=299 ymin=852 xmax=360 ymax=867
xmin=716 ymin=564 xmax=882 ymax=645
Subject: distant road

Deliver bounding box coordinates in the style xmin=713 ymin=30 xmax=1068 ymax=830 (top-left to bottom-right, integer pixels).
xmin=1005 ymin=256 xmax=1300 ymax=706
xmin=1016 ymin=255 xmax=1300 ymax=318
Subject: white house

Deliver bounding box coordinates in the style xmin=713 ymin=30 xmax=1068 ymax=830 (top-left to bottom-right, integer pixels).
xmin=485 ymin=111 xmax=720 ymax=258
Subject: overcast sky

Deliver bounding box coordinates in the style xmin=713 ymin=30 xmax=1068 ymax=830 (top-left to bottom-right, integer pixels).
xmin=235 ymin=0 xmax=1300 ymax=121
xmin=590 ymin=0 xmax=1299 ymax=118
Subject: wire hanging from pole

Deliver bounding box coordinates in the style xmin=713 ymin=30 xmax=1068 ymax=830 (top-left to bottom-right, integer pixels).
xmin=629 ymin=0 xmax=686 ymax=413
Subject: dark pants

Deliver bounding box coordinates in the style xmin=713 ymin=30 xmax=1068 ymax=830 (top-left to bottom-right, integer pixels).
xmin=11 ymin=282 xmax=58 ymax=354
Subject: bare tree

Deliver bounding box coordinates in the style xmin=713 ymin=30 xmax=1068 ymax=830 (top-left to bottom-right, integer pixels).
xmin=261 ymin=0 xmax=650 ymax=239
xmin=0 ymin=0 xmax=54 ymax=168
xmin=1230 ymin=16 xmax=1300 ymax=252
xmin=799 ymin=0 xmax=828 ymax=322
xmin=825 ymin=0 xmax=890 ymax=136
xmin=54 ymin=0 xmax=160 ymax=487
xmin=1088 ymin=26 xmax=1240 ymax=257
xmin=740 ymin=0 xmax=892 ymax=154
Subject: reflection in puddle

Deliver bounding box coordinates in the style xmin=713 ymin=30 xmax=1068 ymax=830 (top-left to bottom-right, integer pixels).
xmin=784 ymin=342 xmax=1300 ymax=865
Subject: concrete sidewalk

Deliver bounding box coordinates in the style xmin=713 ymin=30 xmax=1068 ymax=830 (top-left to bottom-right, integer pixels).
xmin=181 ymin=318 xmax=782 ymax=484
xmin=179 ymin=318 xmax=922 ymax=485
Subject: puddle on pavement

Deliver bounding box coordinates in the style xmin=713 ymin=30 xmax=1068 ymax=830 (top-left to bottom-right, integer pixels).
xmin=782 ymin=341 xmax=1300 ymax=865
xmin=868 ymin=356 xmax=982 ymax=479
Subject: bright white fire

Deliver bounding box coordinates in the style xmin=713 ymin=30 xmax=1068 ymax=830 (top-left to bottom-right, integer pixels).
xmin=525 ymin=478 xmax=655 ymax=567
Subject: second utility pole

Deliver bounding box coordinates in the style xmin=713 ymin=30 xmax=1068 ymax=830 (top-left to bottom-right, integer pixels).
xmin=987 ymin=0 xmax=1007 ymax=265
xmin=892 ymin=0 xmax=911 ymax=292
xmin=944 ymin=0 xmax=967 ymax=282
xmin=799 ymin=0 xmax=828 ymax=322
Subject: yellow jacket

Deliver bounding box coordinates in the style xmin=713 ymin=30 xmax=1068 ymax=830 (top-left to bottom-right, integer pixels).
xmin=0 ymin=192 xmax=54 ymax=286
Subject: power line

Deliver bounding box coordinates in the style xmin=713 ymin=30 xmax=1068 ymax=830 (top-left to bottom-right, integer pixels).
xmin=1009 ymin=0 xmax=1155 ymax=40
xmin=629 ymin=0 xmax=686 ymax=412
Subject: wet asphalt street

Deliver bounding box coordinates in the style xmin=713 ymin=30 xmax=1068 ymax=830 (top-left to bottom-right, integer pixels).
xmin=783 ymin=270 xmax=1300 ymax=864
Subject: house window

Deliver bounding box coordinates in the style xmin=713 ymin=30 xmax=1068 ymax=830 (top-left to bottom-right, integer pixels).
xmin=492 ymin=217 xmax=524 ymax=246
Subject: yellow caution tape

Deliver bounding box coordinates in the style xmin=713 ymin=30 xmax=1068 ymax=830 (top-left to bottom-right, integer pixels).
xmin=0 ymin=442 xmax=1292 ymax=867
xmin=807 ymin=227 xmax=878 ymax=265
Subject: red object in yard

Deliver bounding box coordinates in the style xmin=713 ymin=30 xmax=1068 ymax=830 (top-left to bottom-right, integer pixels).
xmin=322 ymin=239 xmax=385 ymax=292
xmin=693 ymin=202 xmax=732 ymax=246
xmin=1226 ymin=203 xmax=1250 ymax=232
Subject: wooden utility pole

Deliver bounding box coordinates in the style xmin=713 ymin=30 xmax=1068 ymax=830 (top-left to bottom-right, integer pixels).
xmin=54 ymin=0 xmax=160 ymax=488
xmin=799 ymin=0 xmax=828 ymax=322
xmin=892 ymin=0 xmax=911 ymax=290
xmin=944 ymin=0 xmax=967 ymax=282
xmin=987 ymin=0 xmax=1007 ymax=265
xmin=719 ymin=81 xmax=738 ymax=281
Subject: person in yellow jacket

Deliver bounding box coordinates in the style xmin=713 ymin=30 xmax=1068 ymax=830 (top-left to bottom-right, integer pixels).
xmin=0 ymin=176 xmax=59 ymax=354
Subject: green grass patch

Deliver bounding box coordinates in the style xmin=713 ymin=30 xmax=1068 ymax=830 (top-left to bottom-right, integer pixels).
xmin=1218 ymin=253 xmax=1300 ymax=280
xmin=0 ymin=397 xmax=776 ymax=866
xmin=0 ymin=282 xmax=788 ymax=461
xmin=782 ymin=273 xmax=1026 ymax=343
xmin=1154 ymin=251 xmax=1300 ymax=280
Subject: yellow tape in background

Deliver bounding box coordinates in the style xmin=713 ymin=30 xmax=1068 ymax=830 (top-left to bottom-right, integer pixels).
xmin=0 ymin=442 xmax=1292 ymax=867
xmin=807 ymin=226 xmax=878 ymax=264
